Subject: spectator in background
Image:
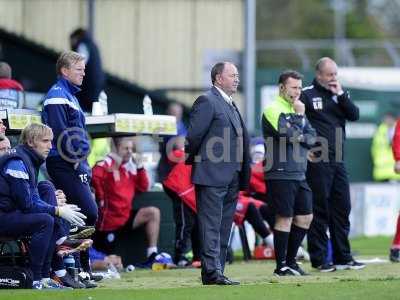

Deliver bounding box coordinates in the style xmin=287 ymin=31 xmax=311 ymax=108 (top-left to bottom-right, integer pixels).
xmin=0 ymin=135 xmax=11 ymax=155
xmin=167 ymin=102 xmax=188 ymax=139
xmin=70 ymin=28 xmax=105 ymax=113
xmin=92 ymin=137 xmax=161 ymax=267
xmin=0 ymin=61 xmax=24 ymax=109
xmin=0 ymin=119 xmax=6 ymax=136
xmin=371 ymin=112 xmax=400 ymax=181
xmin=390 ymin=118 xmax=400 ymax=262
xmin=248 ymin=138 xmax=267 ymax=200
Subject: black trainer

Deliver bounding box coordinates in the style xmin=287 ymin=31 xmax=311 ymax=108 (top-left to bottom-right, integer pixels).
xmin=313 ymin=263 xmax=336 ymax=272
xmin=288 ymin=263 xmax=309 ymax=276
xmin=88 ymin=272 xmax=104 ymax=282
xmin=135 ymin=252 xmax=157 ymax=269
xmin=54 ymin=273 xmax=85 ymax=289
xmin=335 ymin=260 xmax=365 ymax=270
xmin=389 ymin=248 xmax=400 ymax=262
xmin=81 ymin=279 xmax=97 ymax=289
xmin=273 ymin=266 xmax=297 ymax=277
xmin=221 ymin=275 xmax=240 ymax=285
xmin=78 ymin=272 xmax=97 ymax=288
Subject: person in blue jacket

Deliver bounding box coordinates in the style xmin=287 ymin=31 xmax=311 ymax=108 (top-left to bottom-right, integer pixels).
xmin=0 ymin=123 xmax=86 ymax=289
xmin=42 ymin=51 xmax=98 ymax=276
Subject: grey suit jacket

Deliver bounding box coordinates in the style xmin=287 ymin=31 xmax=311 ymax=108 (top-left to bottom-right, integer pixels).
xmin=185 ymin=87 xmax=250 ymax=189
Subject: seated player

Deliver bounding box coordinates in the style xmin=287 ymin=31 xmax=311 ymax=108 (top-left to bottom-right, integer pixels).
xmin=92 ymin=137 xmax=161 ymax=267
xmin=0 ymin=124 xmax=86 ymax=289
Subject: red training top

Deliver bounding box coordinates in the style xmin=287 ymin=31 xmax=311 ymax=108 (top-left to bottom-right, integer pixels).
xmin=92 ymin=154 xmax=150 ymax=231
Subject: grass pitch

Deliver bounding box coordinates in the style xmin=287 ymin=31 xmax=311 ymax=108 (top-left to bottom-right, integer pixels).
xmin=0 ymin=236 xmax=399 ymax=300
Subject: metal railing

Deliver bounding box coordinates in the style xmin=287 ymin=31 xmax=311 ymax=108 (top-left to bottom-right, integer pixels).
xmin=256 ymin=38 xmax=400 ymax=69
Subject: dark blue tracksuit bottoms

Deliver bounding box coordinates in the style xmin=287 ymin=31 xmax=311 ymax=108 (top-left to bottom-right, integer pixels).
xmin=0 ymin=180 xmax=68 ymax=281
xmin=38 ymin=180 xmax=69 ymax=274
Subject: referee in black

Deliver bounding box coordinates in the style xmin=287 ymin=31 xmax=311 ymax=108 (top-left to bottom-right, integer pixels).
xmin=301 ymin=57 xmax=365 ymax=271
xmin=262 ymin=70 xmax=316 ymax=276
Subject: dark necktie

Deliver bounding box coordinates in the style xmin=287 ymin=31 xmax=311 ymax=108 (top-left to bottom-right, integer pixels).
xmin=230 ymin=101 xmax=242 ymax=133
xmin=230 ymin=101 xmax=244 ymax=170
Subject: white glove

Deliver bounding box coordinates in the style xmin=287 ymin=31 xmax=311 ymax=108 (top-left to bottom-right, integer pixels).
xmin=57 ymin=204 xmax=87 ymax=226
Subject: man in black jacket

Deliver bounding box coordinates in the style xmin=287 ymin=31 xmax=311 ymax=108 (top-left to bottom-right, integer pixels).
xmin=70 ymin=28 xmax=105 ymax=113
xmin=301 ymin=57 xmax=365 ymax=272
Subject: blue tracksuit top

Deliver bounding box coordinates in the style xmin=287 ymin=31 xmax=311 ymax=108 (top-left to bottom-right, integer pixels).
xmin=0 ymin=145 xmax=55 ymax=215
xmin=41 ymin=77 xmax=90 ymax=162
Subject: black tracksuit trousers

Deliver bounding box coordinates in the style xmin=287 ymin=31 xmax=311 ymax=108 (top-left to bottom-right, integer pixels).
xmin=306 ymin=161 xmax=353 ymax=267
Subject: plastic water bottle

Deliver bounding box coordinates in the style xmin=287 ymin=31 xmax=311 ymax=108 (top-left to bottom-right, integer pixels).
xmin=63 ymin=255 xmax=75 ymax=269
xmin=64 ymin=255 xmax=78 ymax=282
xmin=98 ymin=90 xmax=108 ymax=115
xmin=142 ymin=95 xmax=153 ymax=115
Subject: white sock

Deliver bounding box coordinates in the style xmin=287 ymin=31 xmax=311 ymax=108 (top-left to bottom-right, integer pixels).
xmin=264 ymin=234 xmax=274 ymax=249
xmin=33 ymin=280 xmax=41 ymax=286
xmin=41 ymin=278 xmax=50 ymax=282
xmin=55 ymin=269 xmax=67 ymax=277
xmin=147 ymin=246 xmax=158 ymax=257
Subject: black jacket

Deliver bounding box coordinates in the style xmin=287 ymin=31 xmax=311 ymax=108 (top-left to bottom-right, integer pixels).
xmin=72 ymin=32 xmax=105 ymax=112
xmin=300 ymin=79 xmax=359 ymax=162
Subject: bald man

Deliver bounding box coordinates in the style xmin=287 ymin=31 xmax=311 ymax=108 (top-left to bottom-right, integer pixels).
xmin=301 ymin=57 xmax=364 ymax=272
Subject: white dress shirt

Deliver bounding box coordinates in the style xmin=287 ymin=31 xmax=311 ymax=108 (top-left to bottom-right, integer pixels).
xmin=214 ymin=86 xmax=233 ymax=105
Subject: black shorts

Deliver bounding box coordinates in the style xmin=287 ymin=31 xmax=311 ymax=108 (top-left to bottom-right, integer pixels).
xmin=93 ymin=210 xmax=139 ymax=255
xmin=266 ymin=179 xmax=312 ymax=218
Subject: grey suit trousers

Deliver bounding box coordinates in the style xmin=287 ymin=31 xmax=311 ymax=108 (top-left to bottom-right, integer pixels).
xmin=195 ymin=171 xmax=239 ymax=280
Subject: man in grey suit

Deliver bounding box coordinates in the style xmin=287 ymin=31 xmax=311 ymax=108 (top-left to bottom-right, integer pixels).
xmin=186 ymin=62 xmax=250 ymax=285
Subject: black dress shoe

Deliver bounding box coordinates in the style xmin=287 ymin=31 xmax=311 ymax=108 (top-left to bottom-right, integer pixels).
xmin=220 ymin=276 xmax=240 ymax=285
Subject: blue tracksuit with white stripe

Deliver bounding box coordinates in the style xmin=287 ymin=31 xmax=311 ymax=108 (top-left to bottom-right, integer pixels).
xmin=0 ymin=145 xmax=67 ymax=280
xmin=42 ymin=77 xmax=98 ymax=225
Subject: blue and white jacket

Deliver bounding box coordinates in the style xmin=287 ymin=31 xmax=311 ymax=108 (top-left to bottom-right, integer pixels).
xmin=41 ymin=77 xmax=90 ymax=163
xmin=0 ymin=145 xmax=55 ymax=215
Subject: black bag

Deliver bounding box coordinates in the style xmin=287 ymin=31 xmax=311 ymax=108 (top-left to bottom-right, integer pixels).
xmin=0 ymin=239 xmax=32 ymax=289
xmin=0 ymin=265 xmax=33 ymax=289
